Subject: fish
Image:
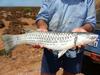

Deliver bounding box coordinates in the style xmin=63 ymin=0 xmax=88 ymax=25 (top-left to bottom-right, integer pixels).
xmin=2 ymin=31 xmax=98 ymax=58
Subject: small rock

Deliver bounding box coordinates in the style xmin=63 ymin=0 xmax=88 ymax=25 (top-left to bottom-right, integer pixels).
xmin=21 ymin=22 xmax=29 ymax=26
xmin=0 ymin=20 xmax=5 ymax=28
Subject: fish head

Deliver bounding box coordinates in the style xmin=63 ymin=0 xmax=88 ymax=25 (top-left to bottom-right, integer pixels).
xmin=85 ymin=33 xmax=98 ymax=42
xmin=77 ymin=33 xmax=98 ymax=45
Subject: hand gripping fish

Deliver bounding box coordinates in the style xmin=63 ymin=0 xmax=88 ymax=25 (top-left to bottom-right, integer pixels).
xmin=2 ymin=31 xmax=98 ymax=58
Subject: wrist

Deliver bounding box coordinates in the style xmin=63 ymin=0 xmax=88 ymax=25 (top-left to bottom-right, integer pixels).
xmin=38 ymin=25 xmax=48 ymax=30
xmin=81 ymin=23 xmax=93 ymax=32
xmin=36 ymin=20 xmax=48 ymax=30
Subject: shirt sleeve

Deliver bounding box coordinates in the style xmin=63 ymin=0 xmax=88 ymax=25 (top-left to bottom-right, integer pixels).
xmin=85 ymin=0 xmax=96 ymax=29
xmin=36 ymin=0 xmax=50 ymax=23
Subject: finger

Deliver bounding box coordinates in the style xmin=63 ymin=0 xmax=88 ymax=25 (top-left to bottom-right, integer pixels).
xmin=46 ymin=47 xmax=53 ymax=51
xmin=81 ymin=45 xmax=85 ymax=48
xmin=37 ymin=29 xmax=48 ymax=32
xmin=72 ymin=27 xmax=87 ymax=32
xmin=76 ymin=45 xmax=85 ymax=50
xmin=77 ymin=42 xmax=85 ymax=48
xmin=32 ymin=44 xmax=45 ymax=49
xmin=78 ymin=45 xmax=82 ymax=48
xmin=32 ymin=45 xmax=41 ymax=48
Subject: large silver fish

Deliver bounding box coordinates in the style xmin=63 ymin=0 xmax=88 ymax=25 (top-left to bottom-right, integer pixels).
xmin=2 ymin=31 xmax=98 ymax=58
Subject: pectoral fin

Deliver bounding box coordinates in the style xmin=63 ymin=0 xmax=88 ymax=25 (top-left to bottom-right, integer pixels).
xmin=58 ymin=49 xmax=67 ymax=58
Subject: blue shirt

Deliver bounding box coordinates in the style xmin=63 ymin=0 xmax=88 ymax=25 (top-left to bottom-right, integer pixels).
xmin=36 ymin=0 xmax=96 ymax=32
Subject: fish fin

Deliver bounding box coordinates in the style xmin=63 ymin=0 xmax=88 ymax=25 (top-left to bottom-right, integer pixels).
xmin=58 ymin=49 xmax=68 ymax=58
xmin=2 ymin=35 xmax=15 ymax=54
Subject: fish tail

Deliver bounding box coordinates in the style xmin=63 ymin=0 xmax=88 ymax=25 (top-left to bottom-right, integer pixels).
xmin=2 ymin=35 xmax=15 ymax=54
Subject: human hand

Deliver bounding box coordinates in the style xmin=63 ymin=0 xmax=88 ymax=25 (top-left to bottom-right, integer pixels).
xmin=72 ymin=27 xmax=87 ymax=49
xmin=72 ymin=27 xmax=87 ymax=32
xmin=34 ymin=28 xmax=53 ymax=51
xmin=32 ymin=28 xmax=48 ymax=48
xmin=37 ymin=28 xmax=48 ymax=32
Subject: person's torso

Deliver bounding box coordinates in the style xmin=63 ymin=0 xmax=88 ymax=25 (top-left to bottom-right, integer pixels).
xmin=48 ymin=0 xmax=88 ymax=32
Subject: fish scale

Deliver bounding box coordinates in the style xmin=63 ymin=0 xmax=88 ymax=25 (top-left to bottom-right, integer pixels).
xmin=2 ymin=31 xmax=98 ymax=58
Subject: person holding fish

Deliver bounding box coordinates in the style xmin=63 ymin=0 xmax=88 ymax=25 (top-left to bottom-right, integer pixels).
xmin=36 ymin=0 xmax=96 ymax=75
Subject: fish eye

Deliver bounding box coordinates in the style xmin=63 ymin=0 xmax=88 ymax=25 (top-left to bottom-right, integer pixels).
xmin=89 ymin=35 xmax=98 ymax=40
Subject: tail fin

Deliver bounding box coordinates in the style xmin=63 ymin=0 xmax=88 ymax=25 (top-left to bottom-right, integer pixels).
xmin=2 ymin=35 xmax=15 ymax=54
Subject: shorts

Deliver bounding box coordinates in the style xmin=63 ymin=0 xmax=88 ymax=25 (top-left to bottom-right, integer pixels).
xmin=41 ymin=48 xmax=83 ymax=74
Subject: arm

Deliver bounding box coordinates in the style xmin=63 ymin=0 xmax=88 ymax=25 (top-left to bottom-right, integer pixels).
xmin=82 ymin=0 xmax=96 ymax=32
xmin=81 ymin=23 xmax=94 ymax=32
xmin=73 ymin=0 xmax=96 ymax=32
xmin=36 ymin=0 xmax=50 ymax=31
xmin=72 ymin=0 xmax=96 ymax=49
xmin=33 ymin=0 xmax=50 ymax=48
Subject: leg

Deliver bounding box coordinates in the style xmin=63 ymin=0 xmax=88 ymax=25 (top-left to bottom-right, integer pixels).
xmin=62 ymin=52 xmax=84 ymax=75
xmin=63 ymin=71 xmax=74 ymax=75
xmin=41 ymin=48 xmax=59 ymax=75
